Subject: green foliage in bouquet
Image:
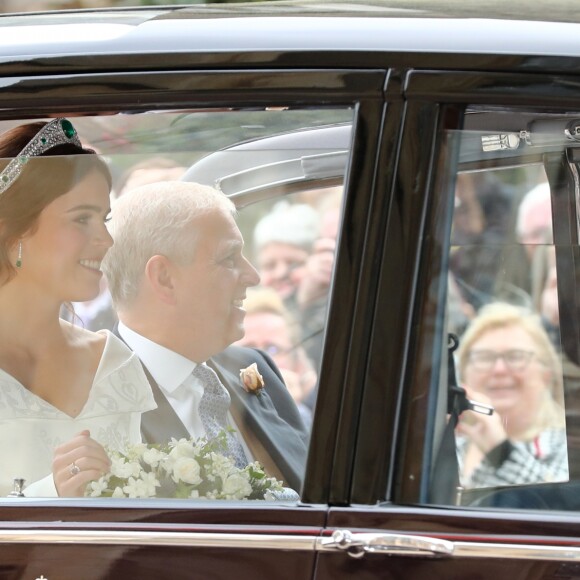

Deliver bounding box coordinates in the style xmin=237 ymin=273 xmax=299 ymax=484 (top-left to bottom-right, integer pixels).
xmin=85 ymin=430 xmax=284 ymax=500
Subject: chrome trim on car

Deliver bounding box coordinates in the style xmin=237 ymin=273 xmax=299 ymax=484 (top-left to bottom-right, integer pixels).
xmin=0 ymin=529 xmax=578 ymax=563
xmin=317 ymin=530 xmax=454 ymax=559
xmin=453 ymin=542 xmax=580 ymax=561
xmin=0 ymin=530 xmax=317 ymax=551
xmin=316 ymin=531 xmax=580 ymax=562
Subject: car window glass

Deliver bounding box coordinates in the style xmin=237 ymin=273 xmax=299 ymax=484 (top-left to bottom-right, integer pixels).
xmin=424 ymin=110 xmax=580 ymax=511
xmin=0 ymin=107 xmax=352 ymax=502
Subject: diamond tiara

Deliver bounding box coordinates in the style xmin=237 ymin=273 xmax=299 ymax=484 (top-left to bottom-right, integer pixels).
xmin=0 ymin=118 xmax=82 ymax=195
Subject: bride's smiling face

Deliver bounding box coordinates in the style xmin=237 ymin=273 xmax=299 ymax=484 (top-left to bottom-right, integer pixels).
xmin=18 ymin=168 xmax=113 ymax=303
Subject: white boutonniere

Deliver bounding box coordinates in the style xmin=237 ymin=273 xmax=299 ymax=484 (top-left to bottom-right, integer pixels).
xmin=239 ymin=363 xmax=265 ymax=396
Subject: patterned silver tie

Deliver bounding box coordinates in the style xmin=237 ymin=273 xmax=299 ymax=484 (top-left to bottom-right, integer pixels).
xmin=194 ymin=364 xmax=248 ymax=469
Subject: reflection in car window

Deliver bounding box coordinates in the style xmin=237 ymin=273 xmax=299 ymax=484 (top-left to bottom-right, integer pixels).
xmin=426 ymin=111 xmax=580 ymax=510
xmin=235 ymin=186 xmax=343 ymax=428
xmin=0 ymin=107 xmax=352 ymax=501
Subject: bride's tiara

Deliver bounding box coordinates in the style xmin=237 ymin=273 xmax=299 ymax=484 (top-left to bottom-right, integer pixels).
xmin=0 ymin=118 xmax=82 ymax=195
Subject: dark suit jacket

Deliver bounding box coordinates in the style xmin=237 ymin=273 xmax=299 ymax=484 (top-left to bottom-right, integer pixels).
xmin=210 ymin=346 xmax=309 ymax=491
xmin=115 ymin=328 xmax=309 ymax=492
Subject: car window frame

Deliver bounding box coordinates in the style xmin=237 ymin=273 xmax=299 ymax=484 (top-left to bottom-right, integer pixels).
xmin=0 ymin=66 xmax=389 ymax=514
xmin=360 ymin=69 xmax=580 ymax=510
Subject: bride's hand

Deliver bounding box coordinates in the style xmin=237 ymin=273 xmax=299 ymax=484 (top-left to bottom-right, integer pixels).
xmin=52 ymin=429 xmax=111 ymax=497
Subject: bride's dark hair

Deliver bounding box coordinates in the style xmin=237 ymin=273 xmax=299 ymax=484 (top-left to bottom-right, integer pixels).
xmin=0 ymin=120 xmax=112 ymax=284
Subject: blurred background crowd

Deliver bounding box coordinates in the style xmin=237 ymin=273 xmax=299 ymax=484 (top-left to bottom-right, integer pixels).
xmin=448 ymin=164 xmax=580 ymax=489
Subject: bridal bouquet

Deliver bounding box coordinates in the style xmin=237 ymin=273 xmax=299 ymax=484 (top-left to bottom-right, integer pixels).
xmin=85 ymin=430 xmax=284 ymax=500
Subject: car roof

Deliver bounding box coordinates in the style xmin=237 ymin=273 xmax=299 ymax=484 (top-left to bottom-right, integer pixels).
xmin=182 ymin=123 xmax=350 ymax=205
xmin=1 ymin=1 xmax=580 ymax=64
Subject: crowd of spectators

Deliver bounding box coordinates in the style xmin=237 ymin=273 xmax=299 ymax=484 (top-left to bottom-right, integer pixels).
xmin=243 ymin=186 xmax=343 ymax=426
xmin=449 ymin=168 xmax=580 ymax=489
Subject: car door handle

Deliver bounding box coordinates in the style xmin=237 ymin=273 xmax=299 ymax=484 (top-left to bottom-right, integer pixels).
xmin=317 ymin=529 xmax=454 ymax=559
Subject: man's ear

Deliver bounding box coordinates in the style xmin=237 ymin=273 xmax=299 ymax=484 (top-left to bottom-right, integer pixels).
xmin=144 ymin=255 xmax=177 ymax=305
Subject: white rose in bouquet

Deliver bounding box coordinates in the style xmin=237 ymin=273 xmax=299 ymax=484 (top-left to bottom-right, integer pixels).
xmin=222 ymin=472 xmax=253 ymax=500
xmin=172 ymin=457 xmax=202 ymax=485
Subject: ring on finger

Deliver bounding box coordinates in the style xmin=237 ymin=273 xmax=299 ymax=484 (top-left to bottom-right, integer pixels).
xmin=69 ymin=461 xmax=81 ymax=476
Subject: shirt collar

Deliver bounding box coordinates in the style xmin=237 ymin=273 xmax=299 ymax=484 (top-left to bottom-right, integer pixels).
xmin=118 ymin=321 xmax=197 ymax=394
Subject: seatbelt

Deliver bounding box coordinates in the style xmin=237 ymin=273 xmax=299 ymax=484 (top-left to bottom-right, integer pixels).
xmin=429 ymin=333 xmax=493 ymax=505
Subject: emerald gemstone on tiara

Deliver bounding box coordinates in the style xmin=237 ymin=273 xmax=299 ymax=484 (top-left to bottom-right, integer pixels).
xmin=0 ymin=118 xmax=82 ymax=196
xmin=61 ymin=119 xmax=75 ymax=139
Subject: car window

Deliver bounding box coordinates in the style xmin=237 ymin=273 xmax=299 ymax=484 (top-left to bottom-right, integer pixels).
xmin=423 ymin=108 xmax=580 ymax=510
xmin=0 ymin=106 xmax=352 ymax=501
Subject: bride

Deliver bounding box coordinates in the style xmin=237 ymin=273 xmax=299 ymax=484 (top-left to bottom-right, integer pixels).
xmin=0 ymin=118 xmax=156 ymax=497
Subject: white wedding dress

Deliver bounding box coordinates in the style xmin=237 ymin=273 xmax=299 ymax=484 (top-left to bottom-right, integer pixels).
xmin=0 ymin=330 xmax=156 ymax=497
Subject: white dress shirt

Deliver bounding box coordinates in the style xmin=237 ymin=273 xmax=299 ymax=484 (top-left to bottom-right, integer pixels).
xmin=118 ymin=322 xmax=252 ymax=458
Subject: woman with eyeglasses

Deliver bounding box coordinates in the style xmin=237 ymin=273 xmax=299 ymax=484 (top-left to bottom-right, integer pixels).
xmin=456 ymin=301 xmax=568 ymax=489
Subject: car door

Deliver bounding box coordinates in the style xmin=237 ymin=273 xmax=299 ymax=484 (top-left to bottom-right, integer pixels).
xmin=0 ymin=21 xmax=395 ymax=577
xmin=312 ymin=69 xmax=580 ymax=579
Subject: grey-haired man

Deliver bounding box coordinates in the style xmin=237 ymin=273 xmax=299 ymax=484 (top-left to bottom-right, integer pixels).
xmin=102 ymin=181 xmax=308 ymax=492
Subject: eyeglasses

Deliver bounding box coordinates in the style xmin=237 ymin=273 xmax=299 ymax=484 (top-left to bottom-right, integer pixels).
xmin=467 ymin=349 xmax=537 ymax=372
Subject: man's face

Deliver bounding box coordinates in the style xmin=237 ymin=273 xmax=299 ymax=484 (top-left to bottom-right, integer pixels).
xmin=257 ymin=242 xmax=309 ymax=301
xmin=517 ymin=187 xmax=554 ymax=259
xmin=172 ymin=209 xmax=260 ymax=362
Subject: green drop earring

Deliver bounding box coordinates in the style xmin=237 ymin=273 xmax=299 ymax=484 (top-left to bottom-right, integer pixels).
xmin=16 ymin=241 xmax=22 ymax=269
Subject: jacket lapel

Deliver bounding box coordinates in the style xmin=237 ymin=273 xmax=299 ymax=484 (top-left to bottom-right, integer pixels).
xmin=209 ymin=356 xmax=306 ymax=491
xmin=139 ymin=365 xmax=190 ymax=444
xmin=113 ymin=325 xmax=305 ymax=489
